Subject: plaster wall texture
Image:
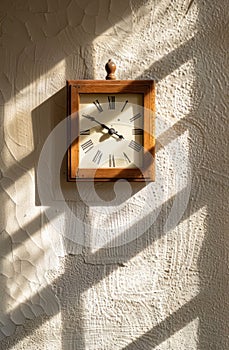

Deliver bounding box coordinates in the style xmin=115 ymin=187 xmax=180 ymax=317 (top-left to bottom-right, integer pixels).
xmin=0 ymin=0 xmax=228 ymax=349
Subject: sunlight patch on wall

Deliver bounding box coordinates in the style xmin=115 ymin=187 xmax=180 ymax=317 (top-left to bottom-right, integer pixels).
xmin=157 ymin=59 xmax=196 ymax=127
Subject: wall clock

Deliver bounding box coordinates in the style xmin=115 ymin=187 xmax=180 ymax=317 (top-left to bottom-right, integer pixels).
xmin=67 ymin=60 xmax=155 ymax=182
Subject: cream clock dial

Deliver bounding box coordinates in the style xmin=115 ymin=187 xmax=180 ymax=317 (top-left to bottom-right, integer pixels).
xmin=78 ymin=93 xmax=144 ymax=169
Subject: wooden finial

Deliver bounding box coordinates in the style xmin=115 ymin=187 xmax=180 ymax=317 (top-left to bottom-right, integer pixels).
xmin=105 ymin=59 xmax=116 ymax=80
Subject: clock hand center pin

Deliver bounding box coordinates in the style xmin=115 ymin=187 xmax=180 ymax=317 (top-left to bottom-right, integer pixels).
xmin=108 ymin=128 xmax=124 ymax=139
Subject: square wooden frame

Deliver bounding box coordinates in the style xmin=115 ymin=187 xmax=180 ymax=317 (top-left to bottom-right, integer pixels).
xmin=67 ymin=80 xmax=155 ymax=182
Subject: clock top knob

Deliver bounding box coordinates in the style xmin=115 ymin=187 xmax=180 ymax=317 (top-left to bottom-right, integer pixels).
xmin=105 ymin=59 xmax=116 ymax=80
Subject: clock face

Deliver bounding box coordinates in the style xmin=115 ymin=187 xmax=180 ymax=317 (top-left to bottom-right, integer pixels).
xmin=78 ymin=93 xmax=144 ymax=169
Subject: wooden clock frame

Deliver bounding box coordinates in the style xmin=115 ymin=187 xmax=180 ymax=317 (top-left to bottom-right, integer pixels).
xmin=67 ymin=79 xmax=155 ymax=182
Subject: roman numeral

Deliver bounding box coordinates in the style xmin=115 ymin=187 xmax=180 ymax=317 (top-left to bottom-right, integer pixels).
xmin=129 ymin=140 xmax=141 ymax=152
xmin=92 ymin=150 xmax=102 ymax=164
xmin=80 ymin=129 xmax=90 ymax=135
xmin=121 ymin=100 xmax=128 ymax=112
xmin=130 ymin=113 xmax=141 ymax=122
xmin=108 ymin=96 xmax=115 ymax=109
xmin=123 ymin=152 xmax=131 ymax=163
xmin=81 ymin=139 xmax=93 ymax=153
xmin=93 ymin=100 xmax=103 ymax=112
xmin=132 ymin=128 xmax=143 ymax=135
xmin=109 ymin=154 xmax=115 ymax=167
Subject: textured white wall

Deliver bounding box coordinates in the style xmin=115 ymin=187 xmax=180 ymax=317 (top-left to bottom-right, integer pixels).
xmin=0 ymin=0 xmax=228 ymax=349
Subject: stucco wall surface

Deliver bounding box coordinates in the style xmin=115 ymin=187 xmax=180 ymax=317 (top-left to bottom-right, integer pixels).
xmin=0 ymin=0 xmax=228 ymax=349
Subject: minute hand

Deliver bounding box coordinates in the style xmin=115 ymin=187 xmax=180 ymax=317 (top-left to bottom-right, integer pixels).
xmin=82 ymin=114 xmax=109 ymax=129
xmin=82 ymin=114 xmax=124 ymax=139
